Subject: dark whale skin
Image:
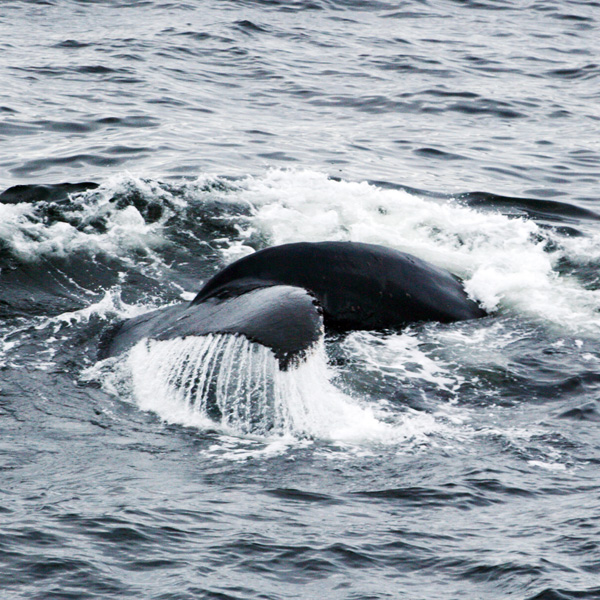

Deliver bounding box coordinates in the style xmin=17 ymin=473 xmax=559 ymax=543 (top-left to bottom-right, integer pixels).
xmin=193 ymin=241 xmax=485 ymax=330
xmin=100 ymin=241 xmax=485 ymax=369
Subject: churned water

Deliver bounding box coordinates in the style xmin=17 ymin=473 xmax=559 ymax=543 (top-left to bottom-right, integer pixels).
xmin=1 ymin=1 xmax=600 ymax=599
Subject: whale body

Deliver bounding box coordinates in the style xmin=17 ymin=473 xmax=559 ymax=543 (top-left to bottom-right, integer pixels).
xmin=99 ymin=241 xmax=485 ymax=369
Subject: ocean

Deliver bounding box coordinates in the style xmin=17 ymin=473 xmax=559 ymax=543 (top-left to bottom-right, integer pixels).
xmin=1 ymin=1 xmax=600 ymax=598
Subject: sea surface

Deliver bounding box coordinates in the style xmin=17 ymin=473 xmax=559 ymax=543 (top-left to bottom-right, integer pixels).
xmin=1 ymin=1 xmax=600 ymax=599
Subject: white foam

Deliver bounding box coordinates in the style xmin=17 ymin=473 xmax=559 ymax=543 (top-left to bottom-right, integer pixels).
xmin=35 ymin=287 xmax=152 ymax=334
xmin=0 ymin=338 xmax=19 ymax=369
xmin=7 ymin=169 xmax=600 ymax=335
xmin=33 ymin=168 xmax=598 ymax=455
xmin=0 ymin=175 xmax=180 ymax=265
xmin=341 ymin=329 xmax=463 ymax=393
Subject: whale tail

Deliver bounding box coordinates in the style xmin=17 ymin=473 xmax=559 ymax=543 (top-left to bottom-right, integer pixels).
xmin=100 ymin=242 xmax=487 ymax=371
xmin=99 ymin=285 xmax=324 ymax=370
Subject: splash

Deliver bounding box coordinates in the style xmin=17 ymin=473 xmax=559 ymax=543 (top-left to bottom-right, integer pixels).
xmin=0 ymin=174 xmax=244 ymax=262
xmin=122 ymin=334 xmax=400 ymax=441
xmin=35 ymin=286 xmax=150 ymax=332
xmin=0 ymin=176 xmax=173 ymax=264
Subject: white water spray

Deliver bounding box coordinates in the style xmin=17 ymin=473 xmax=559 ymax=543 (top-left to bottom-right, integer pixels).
xmin=125 ymin=334 xmax=392 ymax=440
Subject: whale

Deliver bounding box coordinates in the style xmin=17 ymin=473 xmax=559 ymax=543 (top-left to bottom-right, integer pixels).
xmin=99 ymin=241 xmax=486 ymax=369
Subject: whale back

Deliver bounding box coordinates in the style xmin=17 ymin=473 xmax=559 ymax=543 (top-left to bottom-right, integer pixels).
xmin=193 ymin=241 xmax=485 ymax=330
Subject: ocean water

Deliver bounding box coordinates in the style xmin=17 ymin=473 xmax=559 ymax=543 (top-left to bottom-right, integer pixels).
xmin=1 ymin=1 xmax=600 ymax=599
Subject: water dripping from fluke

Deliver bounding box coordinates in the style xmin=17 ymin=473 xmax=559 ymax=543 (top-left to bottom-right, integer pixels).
xmin=125 ymin=333 xmax=386 ymax=440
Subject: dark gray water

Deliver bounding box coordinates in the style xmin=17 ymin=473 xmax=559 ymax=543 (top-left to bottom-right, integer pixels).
xmin=1 ymin=1 xmax=600 ymax=599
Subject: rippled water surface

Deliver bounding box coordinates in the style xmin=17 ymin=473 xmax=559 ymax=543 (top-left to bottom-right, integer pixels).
xmin=1 ymin=1 xmax=600 ymax=599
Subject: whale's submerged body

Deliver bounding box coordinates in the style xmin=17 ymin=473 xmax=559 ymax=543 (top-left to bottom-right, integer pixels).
xmin=100 ymin=241 xmax=486 ymax=369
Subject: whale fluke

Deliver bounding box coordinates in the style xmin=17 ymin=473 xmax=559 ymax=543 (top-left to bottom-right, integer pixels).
xmin=99 ymin=285 xmax=324 ymax=370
